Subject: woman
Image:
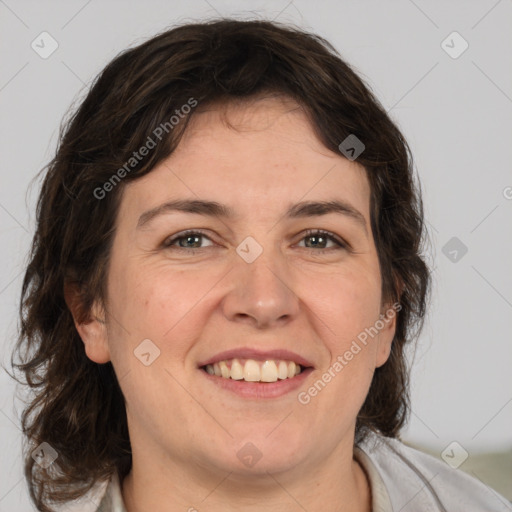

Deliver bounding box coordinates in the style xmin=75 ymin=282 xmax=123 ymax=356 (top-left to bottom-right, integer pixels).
xmin=10 ymin=18 xmax=508 ymax=512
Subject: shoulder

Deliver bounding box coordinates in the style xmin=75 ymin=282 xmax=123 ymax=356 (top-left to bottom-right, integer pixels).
xmin=51 ymin=475 xmax=117 ymax=512
xmin=95 ymin=471 xmax=127 ymax=512
xmin=356 ymin=431 xmax=512 ymax=512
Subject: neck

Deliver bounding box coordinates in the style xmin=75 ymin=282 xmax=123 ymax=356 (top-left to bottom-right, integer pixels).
xmin=121 ymin=443 xmax=371 ymax=512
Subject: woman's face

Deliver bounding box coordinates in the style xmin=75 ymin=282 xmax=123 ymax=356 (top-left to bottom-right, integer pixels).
xmin=82 ymin=96 xmax=396 ymax=478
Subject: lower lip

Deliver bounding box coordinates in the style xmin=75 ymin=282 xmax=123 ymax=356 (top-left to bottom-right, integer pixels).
xmin=200 ymin=367 xmax=314 ymax=399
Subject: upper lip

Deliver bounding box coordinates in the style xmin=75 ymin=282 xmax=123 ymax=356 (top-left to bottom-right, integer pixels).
xmin=197 ymin=348 xmax=315 ymax=368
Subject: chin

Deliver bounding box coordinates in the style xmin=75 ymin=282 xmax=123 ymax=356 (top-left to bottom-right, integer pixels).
xmin=209 ymin=431 xmax=307 ymax=475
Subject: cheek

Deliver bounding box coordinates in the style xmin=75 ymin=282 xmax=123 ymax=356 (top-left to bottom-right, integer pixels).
xmin=108 ymin=261 xmax=221 ymax=361
xmin=306 ymin=266 xmax=383 ymax=400
xmin=307 ymin=265 xmax=382 ymax=339
xmin=304 ymin=272 xmax=381 ymax=418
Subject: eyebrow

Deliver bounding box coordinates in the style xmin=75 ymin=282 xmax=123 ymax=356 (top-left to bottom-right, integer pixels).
xmin=137 ymin=198 xmax=368 ymax=234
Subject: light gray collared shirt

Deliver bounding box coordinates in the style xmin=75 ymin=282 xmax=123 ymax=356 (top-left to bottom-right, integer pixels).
xmin=91 ymin=431 xmax=510 ymax=511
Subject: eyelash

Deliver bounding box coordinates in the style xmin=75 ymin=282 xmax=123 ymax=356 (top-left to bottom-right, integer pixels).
xmin=162 ymin=229 xmax=347 ymax=253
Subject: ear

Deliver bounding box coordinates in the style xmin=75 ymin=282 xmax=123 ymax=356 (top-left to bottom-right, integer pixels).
xmin=375 ymin=299 xmax=401 ymax=368
xmin=64 ymin=282 xmax=111 ymax=364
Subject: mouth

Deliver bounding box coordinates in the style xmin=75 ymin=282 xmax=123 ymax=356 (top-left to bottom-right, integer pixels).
xmin=197 ymin=349 xmax=314 ymax=399
xmin=201 ymin=358 xmax=306 ymax=382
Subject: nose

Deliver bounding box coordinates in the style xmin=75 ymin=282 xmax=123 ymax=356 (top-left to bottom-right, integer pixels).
xmin=221 ymin=245 xmax=300 ymax=329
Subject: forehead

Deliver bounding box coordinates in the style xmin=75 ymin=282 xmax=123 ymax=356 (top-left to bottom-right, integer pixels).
xmin=119 ymin=96 xmax=371 ymax=225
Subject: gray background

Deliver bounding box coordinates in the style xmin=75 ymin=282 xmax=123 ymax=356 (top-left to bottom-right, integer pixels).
xmin=1 ymin=0 xmax=511 ymax=509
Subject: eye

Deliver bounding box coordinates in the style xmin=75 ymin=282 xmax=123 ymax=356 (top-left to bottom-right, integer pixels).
xmin=298 ymin=229 xmax=347 ymax=251
xmin=162 ymin=229 xmax=347 ymax=253
xmin=162 ymin=230 xmax=214 ymax=250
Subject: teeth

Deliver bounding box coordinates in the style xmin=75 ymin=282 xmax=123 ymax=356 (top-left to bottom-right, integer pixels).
xmin=230 ymin=359 xmax=244 ymax=380
xmin=244 ymin=360 xmax=261 ymax=381
xmin=261 ymin=360 xmax=278 ymax=382
xmin=278 ymin=361 xmax=288 ymax=380
xmin=204 ymin=358 xmax=304 ymax=382
xmin=219 ymin=361 xmax=230 ymax=378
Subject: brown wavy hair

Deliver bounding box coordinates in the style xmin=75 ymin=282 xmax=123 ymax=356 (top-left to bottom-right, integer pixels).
xmin=7 ymin=18 xmax=431 ymax=512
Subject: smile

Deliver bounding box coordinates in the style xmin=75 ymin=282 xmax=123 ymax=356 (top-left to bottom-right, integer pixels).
xmin=198 ymin=348 xmax=314 ymax=398
xmin=202 ymin=358 xmax=303 ymax=382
